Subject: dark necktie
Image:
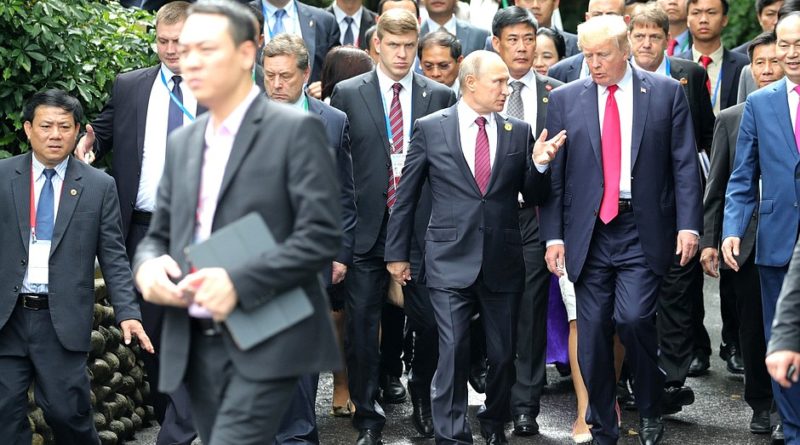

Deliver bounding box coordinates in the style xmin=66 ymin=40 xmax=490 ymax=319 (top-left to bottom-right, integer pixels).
xmin=599 ymin=85 xmax=621 ymax=224
xmin=167 ymin=75 xmax=184 ymax=137
xmin=474 ymin=117 xmax=491 ymax=195
xmin=386 ymin=83 xmax=404 ymax=209
xmin=343 ymin=16 xmax=355 ymax=46
xmin=273 ymin=9 xmax=287 ymax=35
xmin=36 ymin=169 xmax=56 ymax=241
xmin=699 ymin=55 xmax=713 ymax=93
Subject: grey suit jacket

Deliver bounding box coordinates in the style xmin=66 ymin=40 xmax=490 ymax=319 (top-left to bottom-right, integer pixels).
xmin=134 ymin=94 xmax=342 ymax=391
xmin=0 ymin=154 xmax=140 ymax=352
xmin=421 ymin=19 xmax=490 ymax=57
xmin=769 ymin=238 xmax=800 ymax=354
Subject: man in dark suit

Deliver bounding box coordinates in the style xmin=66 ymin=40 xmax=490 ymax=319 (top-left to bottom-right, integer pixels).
xmin=421 ymin=0 xmax=489 ymax=56
xmin=657 ymin=0 xmax=692 ymax=56
xmin=0 ymin=89 xmax=152 ymax=444
xmin=541 ymin=15 xmax=703 ymax=445
xmin=700 ymin=32 xmax=780 ymax=438
xmin=330 ymin=9 xmax=456 ymax=444
xmin=326 ymin=0 xmax=377 ymax=49
xmin=722 ymin=12 xmax=800 ymax=445
xmin=134 ymin=2 xmax=342 ymax=443
xmin=73 ymin=3 xmax=200 ymax=444
xmin=386 ymin=50 xmax=564 ymax=445
xmin=262 ymin=32 xmax=357 ymax=445
xmin=490 ymin=6 xmax=563 ymax=437
xmin=250 ymin=0 xmax=340 ymax=84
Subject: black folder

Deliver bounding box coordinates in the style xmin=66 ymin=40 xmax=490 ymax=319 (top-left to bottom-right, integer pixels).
xmin=185 ymin=212 xmax=314 ymax=350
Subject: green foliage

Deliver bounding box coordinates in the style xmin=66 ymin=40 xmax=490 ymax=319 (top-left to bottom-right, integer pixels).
xmin=0 ymin=0 xmax=156 ymax=157
xmin=724 ymin=1 xmax=762 ymax=50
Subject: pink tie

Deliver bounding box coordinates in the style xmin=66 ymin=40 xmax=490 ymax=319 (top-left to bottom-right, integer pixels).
xmin=599 ymin=85 xmax=621 ymax=224
xmin=667 ymin=39 xmax=678 ymax=56
xmin=474 ymin=117 xmax=491 ymax=195
xmin=386 ymin=83 xmax=404 ymax=209
xmin=794 ymin=85 xmax=800 ymax=154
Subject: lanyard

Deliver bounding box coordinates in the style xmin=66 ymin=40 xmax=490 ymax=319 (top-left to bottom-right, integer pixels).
xmin=710 ymin=66 xmax=723 ymax=109
xmin=664 ymin=56 xmax=671 ymax=77
xmin=301 ymin=95 xmax=308 ymax=111
xmin=160 ymin=69 xmax=196 ymax=121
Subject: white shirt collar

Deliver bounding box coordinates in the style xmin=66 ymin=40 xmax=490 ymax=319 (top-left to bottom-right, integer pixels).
xmin=599 ymin=63 xmax=634 ymax=95
xmin=263 ymin=0 xmax=297 ymax=20
xmin=332 ymin=2 xmax=363 ymax=25
xmin=632 ymin=55 xmax=668 ymax=77
xmin=31 ymin=153 xmax=68 ymax=181
xmin=290 ymin=92 xmax=308 ymax=110
xmin=427 ymin=14 xmax=457 ymax=35
xmin=787 ymin=77 xmax=799 ymax=96
xmin=457 ymin=99 xmax=495 ymax=129
xmin=376 ymin=65 xmax=414 ymax=96
xmin=691 ymin=43 xmax=724 ymax=65
xmin=509 ymin=68 xmax=536 ymax=89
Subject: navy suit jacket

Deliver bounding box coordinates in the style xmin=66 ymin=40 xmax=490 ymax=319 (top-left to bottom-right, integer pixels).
xmin=324 ymin=4 xmax=377 ymax=50
xmin=540 ymin=67 xmax=703 ymax=281
xmin=723 ymin=78 xmax=800 ymax=267
xmin=384 ymin=105 xmax=550 ymax=292
xmin=547 ymin=53 xmax=584 ymax=84
xmin=307 ymin=96 xmax=357 ymax=284
xmin=675 ymin=47 xmax=749 ymax=111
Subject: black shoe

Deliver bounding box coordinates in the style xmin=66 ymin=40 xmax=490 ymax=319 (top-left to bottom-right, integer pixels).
xmin=688 ymin=352 xmax=710 ymax=377
xmin=772 ymin=423 xmax=785 ymax=445
xmin=750 ymin=409 xmax=771 ymax=434
xmin=379 ymin=375 xmax=407 ymax=404
xmin=356 ymin=429 xmax=383 ymax=445
xmin=662 ymin=386 xmax=695 ymax=415
xmin=512 ymin=413 xmax=540 ymax=436
xmin=555 ymin=362 xmax=572 ymax=377
xmin=638 ymin=417 xmax=664 ymax=445
xmin=720 ymin=343 xmax=745 ymax=374
xmin=617 ymin=378 xmax=637 ymax=411
xmin=483 ymin=432 xmax=509 ymax=445
xmin=408 ymin=384 xmax=434 ymax=438
xmin=469 ymin=358 xmax=488 ymax=394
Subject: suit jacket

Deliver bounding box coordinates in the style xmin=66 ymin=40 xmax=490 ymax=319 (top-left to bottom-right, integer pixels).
xmin=251 ymin=0 xmax=341 ymax=83
xmin=90 ymin=65 xmax=206 ymax=240
xmin=133 ymin=95 xmax=342 ymax=391
xmin=733 ymin=39 xmax=751 ymax=56
xmin=668 ymin=57 xmax=715 ymax=151
xmin=768 ymin=238 xmax=800 ymax=354
xmin=384 ymin=105 xmax=550 ymax=292
xmin=723 ymin=78 xmax=800 ymax=267
xmin=547 ymin=53 xmax=584 ymax=84
xmin=531 ymin=72 xmax=563 ymax=136
xmin=324 ymin=4 xmax=377 ymax=50
xmin=330 ymin=69 xmax=456 ymax=255
xmin=0 ymin=154 xmax=140 ymax=352
xmin=540 ymin=67 xmax=703 ymax=281
xmin=675 ymin=47 xmax=749 ymax=111
xmin=701 ymin=103 xmax=757 ymax=264
xmin=306 ymin=95 xmax=357 ymax=285
xmin=421 ymin=19 xmax=490 ymax=57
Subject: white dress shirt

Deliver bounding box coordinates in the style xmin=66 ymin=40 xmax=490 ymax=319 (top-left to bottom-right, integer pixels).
xmin=263 ymin=0 xmax=302 ymax=43
xmin=503 ymin=69 xmax=538 ymax=133
xmin=139 ymin=63 xmax=198 ymax=212
xmin=598 ymin=64 xmax=634 ymax=199
xmin=332 ymin=3 xmax=363 ymax=46
xmin=376 ymin=65 xmax=414 ymax=153
xmin=426 ymin=14 xmax=457 ymax=36
xmin=691 ymin=44 xmax=724 ymax=115
xmin=22 ymin=155 xmax=68 ymax=293
xmin=457 ymin=100 xmax=497 ymax=175
xmin=787 ymin=78 xmax=800 ymax=133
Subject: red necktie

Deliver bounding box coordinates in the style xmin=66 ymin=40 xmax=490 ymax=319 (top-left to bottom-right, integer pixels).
xmin=599 ymin=85 xmax=621 ymax=224
xmin=794 ymin=85 xmax=800 ymax=154
xmin=667 ymin=39 xmax=678 ymax=56
xmin=386 ymin=82 xmax=404 ymax=209
xmin=474 ymin=117 xmax=491 ymax=195
xmin=699 ymin=55 xmax=713 ymax=93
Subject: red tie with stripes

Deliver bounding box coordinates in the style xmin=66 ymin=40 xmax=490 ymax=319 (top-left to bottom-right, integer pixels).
xmin=474 ymin=117 xmax=491 ymax=195
xmin=386 ymin=82 xmax=404 ymax=209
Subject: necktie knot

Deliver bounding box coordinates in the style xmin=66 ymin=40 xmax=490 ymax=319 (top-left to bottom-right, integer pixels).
xmin=392 ymin=82 xmax=402 ymax=95
xmin=794 ymin=85 xmax=800 ymax=95
xmin=607 ymin=84 xmax=619 ymax=95
xmin=344 ymin=16 xmax=354 ymax=24
xmin=43 ymin=169 xmax=56 ymax=181
xmin=699 ymin=55 xmax=713 ymax=69
xmin=275 ymin=9 xmax=286 ymax=19
xmin=475 ymin=116 xmax=487 ymax=129
xmin=172 ymin=75 xmax=182 ymax=87
xmin=510 ymin=81 xmax=524 ymax=93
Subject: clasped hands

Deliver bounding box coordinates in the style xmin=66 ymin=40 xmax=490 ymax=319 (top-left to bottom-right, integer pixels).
xmin=135 ymin=255 xmax=238 ymax=322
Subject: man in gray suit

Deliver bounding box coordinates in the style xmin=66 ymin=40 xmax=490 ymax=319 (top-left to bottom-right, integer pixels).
xmin=134 ymin=1 xmax=342 ymax=443
xmin=422 ymin=0 xmax=489 ymax=56
xmin=0 ymin=89 xmax=152 ymax=444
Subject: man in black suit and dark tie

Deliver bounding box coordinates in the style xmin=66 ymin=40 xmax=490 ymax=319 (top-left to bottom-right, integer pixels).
xmin=330 ymin=9 xmax=456 ymax=444
xmin=326 ymin=0 xmax=377 ymax=49
xmin=0 ymin=89 xmax=152 ymax=444
xmin=262 ymin=32 xmax=357 ymax=445
xmin=421 ymin=0 xmax=489 ymax=56
xmin=385 ymin=50 xmax=564 ymax=445
xmin=73 ymin=3 xmax=199 ymax=444
xmin=540 ymin=15 xmax=703 ymax=445
xmin=489 ymin=6 xmax=563 ymax=437
xmin=134 ymin=1 xmax=342 ymax=443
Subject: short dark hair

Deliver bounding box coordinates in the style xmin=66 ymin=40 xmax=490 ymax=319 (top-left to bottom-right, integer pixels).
xmin=757 ymin=0 xmax=783 ymax=15
xmin=418 ymin=30 xmax=462 ymax=61
xmin=23 ymin=89 xmax=83 ymax=125
xmin=747 ymin=31 xmax=777 ymax=60
xmin=536 ymin=27 xmax=566 ymax=61
xmin=187 ymin=0 xmax=257 ymax=46
xmin=377 ymin=0 xmax=420 ymax=19
xmin=687 ymin=0 xmax=729 ymax=15
xmin=492 ymin=6 xmax=538 ymax=38
xmin=779 ymin=0 xmax=800 ymax=20
xmin=321 ymin=46 xmax=375 ymax=100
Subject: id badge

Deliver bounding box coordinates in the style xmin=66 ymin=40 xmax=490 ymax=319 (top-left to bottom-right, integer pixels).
xmin=28 ymin=240 xmax=51 ymax=284
xmin=391 ymin=153 xmax=406 ymax=178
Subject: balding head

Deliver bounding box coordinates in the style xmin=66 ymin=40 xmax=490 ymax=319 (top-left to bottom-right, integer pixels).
xmin=459 ymin=51 xmax=511 ymax=115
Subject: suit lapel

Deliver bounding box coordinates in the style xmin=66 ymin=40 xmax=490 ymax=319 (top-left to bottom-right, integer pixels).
xmin=420 ymin=22 xmax=430 ymax=36
xmin=631 ymin=70 xmax=650 ymax=168
xmin=359 ymin=70 xmax=392 ymax=157
xmin=455 ymin=20 xmax=469 ymax=46
xmin=136 ymin=66 xmax=160 ymax=166
xmin=769 ymin=79 xmax=799 ymax=160
xmin=411 ymin=74 xmax=433 ymax=122
xmin=184 ymin=117 xmax=207 ymax=224
xmin=580 ymin=78 xmax=602 ymax=168
xmin=443 ymin=108 xmax=482 ymax=196
xmin=487 ymin=113 xmax=511 ymax=193
xmin=534 ymin=73 xmax=552 ymax=137
xmin=11 ymin=153 xmax=32 ymax=255
xmin=297 ymin=2 xmax=316 ymax=68
xmin=720 ymin=50 xmax=735 ymax=110
xmin=50 ymin=157 xmax=83 ymax=257
xmin=217 ymin=98 xmax=265 ymax=203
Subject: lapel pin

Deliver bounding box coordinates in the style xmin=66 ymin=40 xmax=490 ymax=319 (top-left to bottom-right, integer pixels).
xmin=504 ymin=123 xmax=513 ymax=131
xmin=680 ymin=77 xmax=688 ymax=85
xmin=640 ymin=87 xmax=647 ymax=94
xmin=309 ymin=20 xmax=314 ymax=27
xmin=69 ymin=189 xmax=77 ymax=196
xmin=422 ymin=90 xmax=427 ymax=98
xmin=542 ymin=97 xmax=549 ymax=104
xmin=545 ymin=84 xmax=553 ymax=91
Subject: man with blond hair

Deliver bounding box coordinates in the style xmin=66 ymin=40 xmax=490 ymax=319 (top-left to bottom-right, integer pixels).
xmin=540 ymin=15 xmax=702 ymax=445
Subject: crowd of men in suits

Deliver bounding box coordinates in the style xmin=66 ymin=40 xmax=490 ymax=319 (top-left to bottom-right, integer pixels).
xmin=4 ymin=0 xmax=800 ymax=444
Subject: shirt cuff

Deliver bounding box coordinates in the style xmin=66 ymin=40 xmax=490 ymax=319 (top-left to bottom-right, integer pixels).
xmin=534 ymin=162 xmax=549 ymax=173
xmin=679 ymin=229 xmax=700 ymax=237
xmin=546 ymin=239 xmax=564 ymax=248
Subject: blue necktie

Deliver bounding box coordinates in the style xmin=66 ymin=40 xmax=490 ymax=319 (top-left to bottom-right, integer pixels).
xmin=273 ymin=9 xmax=287 ymax=36
xmin=167 ymin=75 xmax=183 ymax=137
xmin=343 ymin=16 xmax=355 ymax=46
xmin=36 ymin=169 xmax=56 ymax=241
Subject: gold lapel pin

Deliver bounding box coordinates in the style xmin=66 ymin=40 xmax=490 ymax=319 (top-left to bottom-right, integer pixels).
xmin=504 ymin=123 xmax=513 ymax=131
xmin=69 ymin=189 xmax=77 ymax=196
xmin=680 ymin=78 xmax=688 ymax=85
xmin=542 ymin=97 xmax=549 ymax=104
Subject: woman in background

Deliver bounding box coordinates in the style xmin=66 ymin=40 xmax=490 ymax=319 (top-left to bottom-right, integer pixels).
xmin=533 ymin=26 xmax=566 ymax=76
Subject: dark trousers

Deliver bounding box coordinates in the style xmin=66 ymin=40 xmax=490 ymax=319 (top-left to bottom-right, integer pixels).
xmin=575 ymin=213 xmax=664 ymax=445
xmin=657 ymin=254 xmax=703 ymax=386
xmin=429 ymin=277 xmax=518 ymax=444
xmin=380 ymin=303 xmax=406 ymax=378
xmin=0 ymin=305 xmax=98 ymax=445
xmin=689 ymin=263 xmax=713 ymax=358
xmin=275 ymin=374 xmax=320 ymax=444
xmin=184 ymin=333 xmax=298 ymax=445
xmin=127 ymin=220 xmax=196 ymax=445
xmin=403 ymin=278 xmax=439 ymax=391
xmin=510 ymin=206 xmax=550 ymax=417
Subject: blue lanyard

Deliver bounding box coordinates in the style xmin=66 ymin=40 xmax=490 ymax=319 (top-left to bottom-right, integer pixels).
xmin=160 ymin=69 xmax=196 ymax=121
xmin=664 ymin=56 xmax=671 ymax=77
xmin=710 ymin=66 xmax=723 ymax=109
